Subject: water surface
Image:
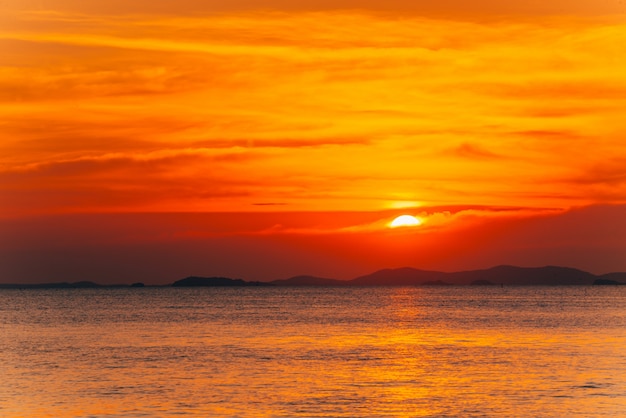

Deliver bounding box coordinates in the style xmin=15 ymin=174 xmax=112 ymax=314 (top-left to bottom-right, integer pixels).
xmin=1 ymin=286 xmax=624 ymax=417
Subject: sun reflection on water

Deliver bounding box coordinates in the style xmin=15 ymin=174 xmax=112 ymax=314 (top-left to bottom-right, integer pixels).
xmin=1 ymin=287 xmax=624 ymax=417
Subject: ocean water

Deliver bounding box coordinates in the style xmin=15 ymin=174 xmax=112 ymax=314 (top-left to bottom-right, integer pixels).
xmin=1 ymin=286 xmax=624 ymax=417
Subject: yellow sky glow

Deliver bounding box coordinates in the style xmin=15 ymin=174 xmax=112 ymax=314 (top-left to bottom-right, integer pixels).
xmin=1 ymin=5 xmax=626 ymax=218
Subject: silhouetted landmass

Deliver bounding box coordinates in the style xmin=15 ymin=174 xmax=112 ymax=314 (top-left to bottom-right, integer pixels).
xmin=0 ymin=281 xmax=102 ymax=289
xmin=593 ymin=279 xmax=626 ymax=286
xmin=0 ymin=282 xmax=149 ymax=289
xmin=316 ymin=265 xmax=595 ymax=287
xmin=350 ymin=267 xmax=447 ymax=286
xmin=270 ymin=275 xmax=347 ymax=286
xmin=598 ymin=272 xmax=626 ymax=283
xmin=470 ymin=280 xmax=496 ymax=286
xmin=72 ymin=281 xmax=101 ymax=288
xmin=171 ymin=276 xmax=269 ymax=287
xmin=272 ymin=265 xmax=606 ymax=287
xmin=2 ymin=266 xmax=625 ymax=288
xmin=447 ymin=265 xmax=595 ymax=286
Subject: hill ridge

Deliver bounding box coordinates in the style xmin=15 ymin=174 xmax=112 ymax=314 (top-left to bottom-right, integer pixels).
xmin=2 ymin=265 xmax=624 ymax=288
xmin=168 ymin=265 xmax=624 ymax=287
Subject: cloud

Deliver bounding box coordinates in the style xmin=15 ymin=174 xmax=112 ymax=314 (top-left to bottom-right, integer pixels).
xmin=252 ymin=202 xmax=288 ymax=206
xmin=448 ymin=142 xmax=506 ymax=160
xmin=554 ymin=157 xmax=626 ymax=203
xmin=4 ymin=0 xmax=625 ymax=16
xmin=2 ymin=147 xmax=256 ymax=174
xmin=581 ymin=159 xmax=626 ymax=186
xmin=2 ymin=9 xmax=626 ymax=215
xmin=246 ymin=206 xmax=564 ymax=236
xmin=0 ymin=148 xmax=267 ymax=215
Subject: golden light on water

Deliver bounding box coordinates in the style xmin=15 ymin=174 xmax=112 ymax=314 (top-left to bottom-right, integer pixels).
xmin=2 ymin=287 xmax=625 ymax=417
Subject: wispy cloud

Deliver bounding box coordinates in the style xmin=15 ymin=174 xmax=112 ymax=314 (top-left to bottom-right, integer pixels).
xmin=1 ymin=8 xmax=625 ymax=215
xmin=448 ymin=143 xmax=506 ymax=160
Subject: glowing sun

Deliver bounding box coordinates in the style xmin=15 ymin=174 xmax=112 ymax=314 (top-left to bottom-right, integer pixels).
xmin=389 ymin=214 xmax=422 ymax=228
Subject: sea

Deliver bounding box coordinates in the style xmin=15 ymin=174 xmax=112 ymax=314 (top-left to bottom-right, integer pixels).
xmin=1 ymin=286 xmax=624 ymax=417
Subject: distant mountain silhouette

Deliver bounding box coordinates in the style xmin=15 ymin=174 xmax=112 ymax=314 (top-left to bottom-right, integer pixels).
xmin=172 ymin=276 xmax=268 ymax=287
xmin=593 ymin=279 xmax=626 ymax=286
xmin=0 ymin=281 xmax=102 ymax=289
xmin=597 ymin=272 xmax=626 ymax=284
xmin=269 ymin=275 xmax=345 ymax=286
xmin=270 ymin=265 xmax=603 ymax=287
xmin=470 ymin=280 xmax=496 ymax=286
xmin=446 ymin=265 xmax=595 ymax=286
xmin=2 ymin=265 xmax=624 ymax=288
xmin=350 ymin=267 xmax=447 ymax=286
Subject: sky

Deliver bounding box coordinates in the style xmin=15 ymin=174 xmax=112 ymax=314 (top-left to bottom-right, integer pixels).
xmin=1 ymin=1 xmax=626 ymax=284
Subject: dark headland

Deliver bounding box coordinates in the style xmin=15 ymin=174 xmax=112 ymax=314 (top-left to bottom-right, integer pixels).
xmin=171 ymin=276 xmax=268 ymax=287
xmin=172 ymin=265 xmax=626 ymax=287
xmin=2 ymin=266 xmax=625 ymax=288
xmin=344 ymin=265 xmax=602 ymax=286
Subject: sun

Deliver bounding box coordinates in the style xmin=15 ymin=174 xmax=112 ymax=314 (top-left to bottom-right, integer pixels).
xmin=389 ymin=214 xmax=422 ymax=228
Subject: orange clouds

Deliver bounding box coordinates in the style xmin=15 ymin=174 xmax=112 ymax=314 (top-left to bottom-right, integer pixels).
xmin=1 ymin=2 xmax=625 ymax=284
xmin=3 ymin=0 xmax=625 ymax=16
xmin=1 ymin=6 xmax=626 ymax=218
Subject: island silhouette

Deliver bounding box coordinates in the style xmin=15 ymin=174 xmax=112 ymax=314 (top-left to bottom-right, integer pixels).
xmin=180 ymin=265 xmax=625 ymax=287
xmin=2 ymin=265 xmax=625 ymax=288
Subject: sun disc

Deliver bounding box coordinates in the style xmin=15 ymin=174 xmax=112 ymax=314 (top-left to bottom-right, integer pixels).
xmin=389 ymin=215 xmax=422 ymax=228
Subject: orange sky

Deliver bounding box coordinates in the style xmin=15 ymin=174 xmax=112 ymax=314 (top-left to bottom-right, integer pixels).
xmin=1 ymin=1 xmax=625 ymax=283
